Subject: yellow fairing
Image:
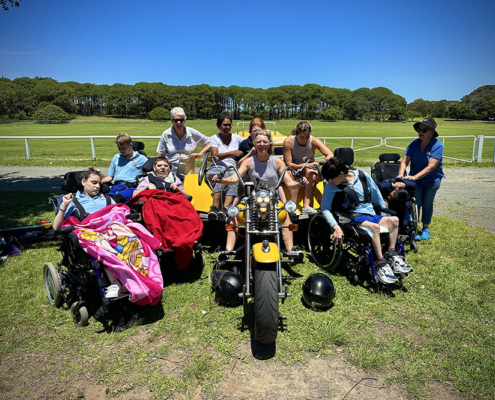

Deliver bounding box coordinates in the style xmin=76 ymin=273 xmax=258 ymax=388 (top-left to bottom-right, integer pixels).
xmin=183 ymin=174 xmax=212 ymax=213
xmin=252 ymin=242 xmax=280 ymax=263
xmin=277 ymin=201 xmax=287 ymax=224
xmin=236 ymin=203 xmax=246 ymax=225
xmin=281 ymin=181 xmax=325 ymax=213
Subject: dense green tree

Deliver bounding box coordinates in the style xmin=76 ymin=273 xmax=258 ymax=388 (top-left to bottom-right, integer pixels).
xmin=33 ymin=105 xmax=70 ymax=121
xmin=320 ymin=107 xmax=342 ymax=120
xmin=149 ymin=106 xmax=168 ymax=120
xmin=0 ymin=77 xmax=486 ymax=123
xmin=445 ymin=102 xmax=477 ymax=120
xmin=461 ymin=85 xmax=495 ymax=119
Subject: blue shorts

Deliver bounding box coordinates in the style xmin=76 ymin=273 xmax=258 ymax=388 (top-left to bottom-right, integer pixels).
xmin=107 ymin=183 xmax=135 ymax=201
xmin=352 ymin=215 xmax=383 ymax=225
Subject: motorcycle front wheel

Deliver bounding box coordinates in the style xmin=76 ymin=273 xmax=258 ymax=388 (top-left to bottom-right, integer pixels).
xmin=254 ymin=261 xmax=279 ymax=344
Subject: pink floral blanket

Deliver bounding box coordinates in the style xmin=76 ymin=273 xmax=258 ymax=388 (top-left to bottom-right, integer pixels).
xmin=63 ymin=204 xmax=163 ymax=305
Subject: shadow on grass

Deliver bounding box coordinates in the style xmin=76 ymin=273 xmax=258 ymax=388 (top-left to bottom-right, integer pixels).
xmin=0 ymin=190 xmax=56 ymax=227
xmin=0 ymin=172 xmax=67 ymax=192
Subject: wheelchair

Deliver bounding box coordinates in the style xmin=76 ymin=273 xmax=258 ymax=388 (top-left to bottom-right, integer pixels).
xmin=130 ymin=157 xmax=205 ymax=274
xmin=307 ymin=148 xmax=411 ymax=291
xmin=45 ymin=172 xmax=139 ymax=326
xmin=370 ymin=153 xmax=419 ymax=253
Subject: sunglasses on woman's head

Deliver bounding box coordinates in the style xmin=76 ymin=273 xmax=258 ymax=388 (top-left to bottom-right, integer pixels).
xmin=417 ymin=128 xmax=431 ymax=133
xmin=173 ymin=118 xmax=185 ymax=123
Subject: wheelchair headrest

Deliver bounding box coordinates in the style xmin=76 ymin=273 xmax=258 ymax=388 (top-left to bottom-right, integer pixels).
xmin=61 ymin=171 xmax=83 ymax=193
xmin=274 ymin=146 xmax=284 ymax=156
xmin=61 ymin=171 xmax=110 ymax=194
xmin=379 ymin=153 xmax=401 ymax=162
xmin=132 ymin=141 xmax=145 ymax=151
xmin=334 ymin=147 xmax=354 ymax=166
xmin=142 ymin=157 xmax=156 ymax=173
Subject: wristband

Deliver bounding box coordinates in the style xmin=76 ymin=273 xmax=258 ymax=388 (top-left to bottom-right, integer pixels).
xmin=59 ymin=208 xmax=66 ymax=212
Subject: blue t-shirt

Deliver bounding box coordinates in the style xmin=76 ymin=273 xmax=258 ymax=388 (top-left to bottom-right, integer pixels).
xmin=108 ymin=151 xmax=147 ymax=183
xmin=64 ymin=191 xmax=115 ymax=218
xmin=321 ymin=170 xmax=385 ymax=227
xmin=405 ymin=138 xmax=445 ymax=183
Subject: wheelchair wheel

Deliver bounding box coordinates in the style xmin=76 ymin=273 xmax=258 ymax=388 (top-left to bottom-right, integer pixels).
xmin=195 ymin=252 xmax=205 ymax=270
xmin=307 ymin=212 xmax=342 ymax=270
xmin=43 ymin=262 xmax=62 ymax=308
xmin=410 ymin=202 xmax=418 ymax=237
xmin=71 ymin=302 xmax=89 ymax=327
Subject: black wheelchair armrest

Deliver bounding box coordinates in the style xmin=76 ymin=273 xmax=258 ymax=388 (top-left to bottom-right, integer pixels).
xmin=125 ymin=213 xmax=140 ymax=222
xmin=42 ymin=226 xmax=75 ymax=241
xmin=374 ymin=205 xmax=397 ymax=216
xmin=133 ymin=200 xmax=146 ymax=212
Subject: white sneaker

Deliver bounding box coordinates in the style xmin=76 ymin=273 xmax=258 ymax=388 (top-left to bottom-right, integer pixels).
xmin=105 ymin=283 xmax=121 ymax=299
xmin=385 ymin=250 xmax=413 ymax=274
xmin=375 ymin=258 xmax=398 ymax=284
xmin=302 ymin=207 xmax=317 ymax=215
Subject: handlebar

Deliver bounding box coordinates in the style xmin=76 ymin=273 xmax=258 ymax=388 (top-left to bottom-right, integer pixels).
xmin=275 ymin=166 xmax=298 ymax=190
xmin=198 ymin=150 xmax=210 ymax=186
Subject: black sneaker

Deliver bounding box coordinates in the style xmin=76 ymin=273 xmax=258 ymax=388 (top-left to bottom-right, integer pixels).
xmin=208 ymin=206 xmax=219 ymax=220
xmin=217 ymin=207 xmax=228 ymax=221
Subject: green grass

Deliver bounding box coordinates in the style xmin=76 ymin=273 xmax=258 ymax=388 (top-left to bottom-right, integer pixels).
xmin=1 ymin=118 xmax=494 ymax=167
xmin=0 ymin=190 xmax=494 ymax=398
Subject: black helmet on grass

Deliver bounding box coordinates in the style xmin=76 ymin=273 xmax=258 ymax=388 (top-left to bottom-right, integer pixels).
xmin=209 ymin=270 xmax=243 ymax=306
xmin=302 ymin=273 xmax=336 ymax=310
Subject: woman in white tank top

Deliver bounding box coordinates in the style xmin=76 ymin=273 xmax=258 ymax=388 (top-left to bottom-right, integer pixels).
xmin=213 ymin=130 xmax=302 ymax=258
xmin=282 ymin=121 xmax=334 ymax=215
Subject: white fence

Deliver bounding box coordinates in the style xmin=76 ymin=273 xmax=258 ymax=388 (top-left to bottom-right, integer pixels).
xmin=384 ymin=135 xmax=478 ymax=163
xmin=0 ymin=134 xmax=493 ymax=162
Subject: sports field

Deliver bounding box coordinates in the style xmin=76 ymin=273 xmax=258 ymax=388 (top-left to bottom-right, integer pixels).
xmin=0 ymin=118 xmax=494 ymax=167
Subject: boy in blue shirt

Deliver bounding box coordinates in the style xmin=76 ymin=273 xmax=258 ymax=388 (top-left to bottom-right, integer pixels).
xmin=102 ymin=133 xmax=148 ymax=202
xmin=321 ymin=157 xmax=413 ymax=285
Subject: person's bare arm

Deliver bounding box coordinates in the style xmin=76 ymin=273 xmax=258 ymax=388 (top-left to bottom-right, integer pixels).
xmin=53 ymin=194 xmax=73 ymax=230
xmin=398 ymin=155 xmax=411 ymax=178
xmin=312 ymin=137 xmax=333 ymax=161
xmin=190 ymin=143 xmax=210 ymax=159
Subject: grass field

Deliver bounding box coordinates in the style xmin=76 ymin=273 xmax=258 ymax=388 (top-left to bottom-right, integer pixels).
xmin=0 ymin=191 xmax=495 ymax=399
xmin=0 ymin=118 xmax=494 ymax=167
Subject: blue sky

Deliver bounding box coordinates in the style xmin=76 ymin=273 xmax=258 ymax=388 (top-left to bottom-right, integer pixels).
xmin=0 ymin=0 xmax=494 ymax=102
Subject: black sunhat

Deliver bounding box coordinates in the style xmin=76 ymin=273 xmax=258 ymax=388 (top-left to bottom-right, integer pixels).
xmin=413 ymin=118 xmax=439 ymax=137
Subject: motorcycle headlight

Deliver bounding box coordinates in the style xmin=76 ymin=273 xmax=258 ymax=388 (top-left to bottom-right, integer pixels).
xmin=284 ymin=200 xmax=297 ymax=214
xmin=256 ymin=190 xmax=270 ymax=204
xmin=227 ymin=205 xmax=239 ymax=218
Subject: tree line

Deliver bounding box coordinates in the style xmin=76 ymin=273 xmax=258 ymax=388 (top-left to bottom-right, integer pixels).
xmin=0 ymin=77 xmax=493 ymax=121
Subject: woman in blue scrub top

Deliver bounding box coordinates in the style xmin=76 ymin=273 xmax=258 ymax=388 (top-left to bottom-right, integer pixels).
xmin=398 ymin=118 xmax=445 ymax=241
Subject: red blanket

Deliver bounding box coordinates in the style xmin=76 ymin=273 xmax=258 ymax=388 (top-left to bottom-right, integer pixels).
xmin=130 ymin=190 xmax=203 ymax=270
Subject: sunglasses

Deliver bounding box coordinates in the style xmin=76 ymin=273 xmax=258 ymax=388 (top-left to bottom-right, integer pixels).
xmin=417 ymin=128 xmax=431 ymax=133
xmin=221 ymin=123 xmax=232 ymax=127
xmin=173 ymin=118 xmax=185 ymax=123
